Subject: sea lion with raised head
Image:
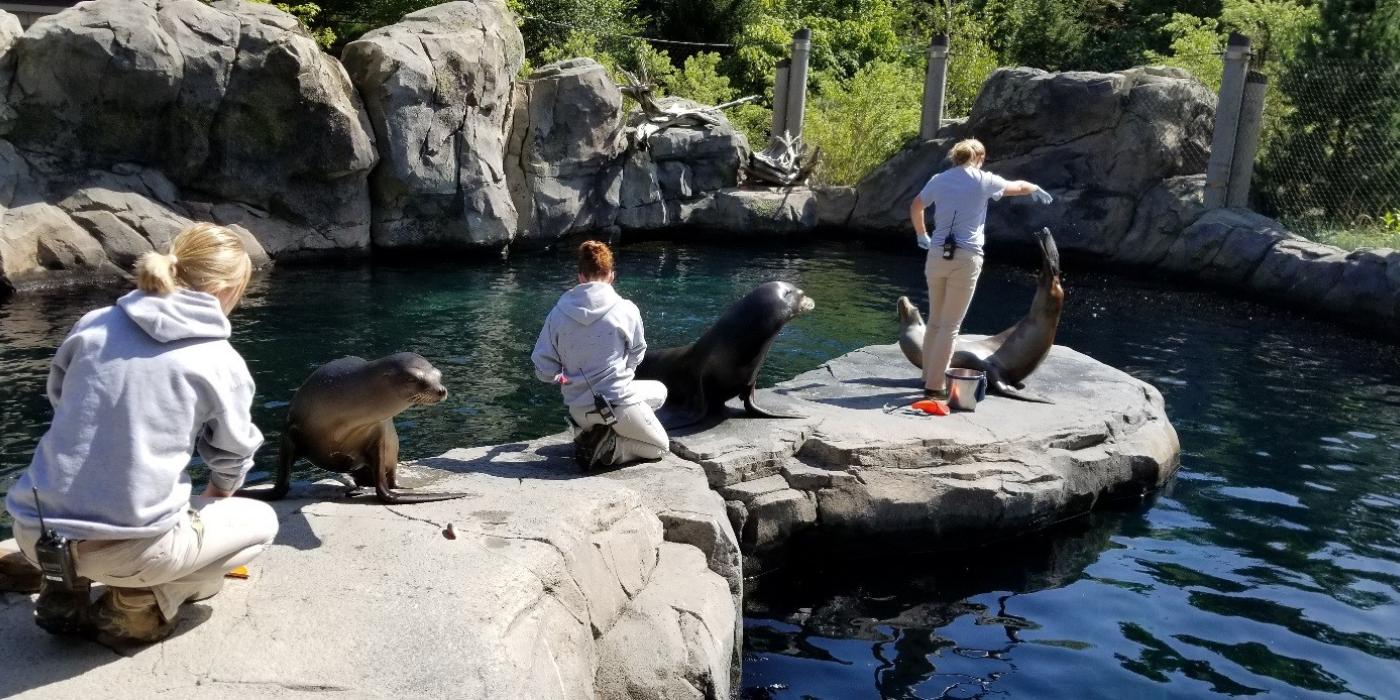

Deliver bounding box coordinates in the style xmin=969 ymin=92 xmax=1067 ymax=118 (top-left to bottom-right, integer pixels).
xmin=897 ymin=228 xmax=1063 ymax=403
xmin=636 ymin=281 xmax=815 ymax=428
xmin=238 ymin=352 xmax=469 ymax=504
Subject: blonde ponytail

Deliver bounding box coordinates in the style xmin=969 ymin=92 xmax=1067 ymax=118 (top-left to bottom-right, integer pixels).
xmin=950 ymin=138 xmax=987 ymax=166
xmin=134 ymin=223 xmax=252 ymax=305
xmin=136 ymin=251 xmax=182 ymax=295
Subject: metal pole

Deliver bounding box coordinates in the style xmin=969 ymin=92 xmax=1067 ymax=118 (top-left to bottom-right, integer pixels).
xmin=920 ymin=34 xmax=949 ymax=140
xmin=783 ymin=28 xmax=811 ymax=141
xmin=1226 ymin=70 xmax=1268 ymax=208
xmin=770 ymin=59 xmax=791 ymax=141
xmin=1204 ymin=32 xmax=1251 ymax=209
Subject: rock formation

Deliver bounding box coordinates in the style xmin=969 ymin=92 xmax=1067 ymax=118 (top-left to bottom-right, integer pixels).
xmin=343 ymin=2 xmax=525 ymax=249
xmin=0 ymin=0 xmax=376 ymax=293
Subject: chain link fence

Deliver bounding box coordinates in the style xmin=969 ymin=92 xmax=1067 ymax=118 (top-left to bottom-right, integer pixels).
xmin=1254 ymin=58 xmax=1400 ymax=246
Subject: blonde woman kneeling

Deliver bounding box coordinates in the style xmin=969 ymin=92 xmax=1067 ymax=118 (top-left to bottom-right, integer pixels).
xmin=5 ymin=223 xmax=277 ymax=645
xmin=909 ymin=138 xmax=1054 ymax=399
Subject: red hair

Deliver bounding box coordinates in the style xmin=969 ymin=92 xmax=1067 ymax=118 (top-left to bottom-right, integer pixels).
xmin=578 ymin=240 xmax=614 ymax=281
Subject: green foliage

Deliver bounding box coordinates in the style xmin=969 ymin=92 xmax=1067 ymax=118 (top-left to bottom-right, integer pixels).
xmin=1258 ymin=0 xmax=1400 ymax=227
xmin=666 ymin=52 xmax=739 ymax=105
xmin=245 ymin=0 xmax=336 ymax=48
xmin=1147 ymin=0 xmax=1317 ymax=90
xmin=802 ymin=61 xmax=923 ymax=185
xmin=728 ymin=101 xmax=775 ymax=148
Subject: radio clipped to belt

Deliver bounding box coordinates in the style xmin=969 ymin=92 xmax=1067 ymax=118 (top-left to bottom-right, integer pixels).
xmin=32 ymin=487 xmax=79 ymax=592
xmin=581 ymin=372 xmax=617 ymax=426
xmin=941 ymin=210 xmax=959 ymax=260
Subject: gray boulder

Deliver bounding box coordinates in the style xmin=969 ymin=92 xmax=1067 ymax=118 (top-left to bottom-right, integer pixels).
xmin=686 ymin=188 xmax=818 ymax=234
xmin=669 ymin=343 xmax=1180 ymax=558
xmin=847 ymin=137 xmax=951 ymax=233
xmin=5 ymin=0 xmax=375 ymax=257
xmin=507 ymin=58 xmax=625 ymax=241
xmin=1115 ymin=174 xmax=1207 ymax=266
xmin=344 ymin=0 xmax=525 ymax=249
xmin=1160 ymin=208 xmax=1296 ymax=284
xmin=850 ymin=66 xmax=1214 ymax=257
xmin=0 ymin=10 xmax=20 ymax=128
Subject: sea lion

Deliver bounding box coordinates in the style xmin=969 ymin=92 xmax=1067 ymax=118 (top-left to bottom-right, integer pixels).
xmin=238 ymin=352 xmax=469 ymax=504
xmin=897 ymin=228 xmax=1063 ymax=403
xmin=636 ymin=281 xmax=815 ymax=428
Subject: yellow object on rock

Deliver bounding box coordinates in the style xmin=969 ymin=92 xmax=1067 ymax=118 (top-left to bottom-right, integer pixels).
xmin=225 ymin=566 xmax=249 ymax=579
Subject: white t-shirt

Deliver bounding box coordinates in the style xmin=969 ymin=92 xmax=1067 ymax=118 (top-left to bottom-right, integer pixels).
xmin=916 ymin=165 xmax=1010 ymax=256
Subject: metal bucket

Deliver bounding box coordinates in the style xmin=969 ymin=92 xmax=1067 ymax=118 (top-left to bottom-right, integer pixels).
xmin=945 ymin=368 xmax=987 ymax=412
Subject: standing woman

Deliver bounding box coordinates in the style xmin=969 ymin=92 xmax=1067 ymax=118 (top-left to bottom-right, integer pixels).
xmin=909 ymin=138 xmax=1054 ymax=399
xmin=5 ymin=223 xmax=277 ymax=645
xmin=533 ymin=241 xmax=669 ymax=468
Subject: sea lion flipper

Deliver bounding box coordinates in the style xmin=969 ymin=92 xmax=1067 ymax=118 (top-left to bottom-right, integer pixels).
xmin=369 ymin=429 xmax=471 ymax=504
xmin=742 ymin=385 xmax=803 ymax=420
xmin=236 ymin=432 xmax=296 ymax=501
xmin=989 ymin=379 xmax=1054 ymax=404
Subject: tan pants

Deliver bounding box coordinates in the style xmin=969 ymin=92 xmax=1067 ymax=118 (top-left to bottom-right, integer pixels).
xmin=923 ymin=252 xmax=984 ymax=391
xmin=14 ymin=496 xmax=278 ymax=620
xmin=569 ymin=379 xmax=670 ymax=464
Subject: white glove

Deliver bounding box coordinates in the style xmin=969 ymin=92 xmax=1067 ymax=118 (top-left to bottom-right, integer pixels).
xmin=916 ymin=233 xmax=931 ymax=250
xmin=1031 ymin=186 xmax=1054 ymax=205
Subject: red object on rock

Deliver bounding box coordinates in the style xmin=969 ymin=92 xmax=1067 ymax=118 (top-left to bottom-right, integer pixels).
xmin=911 ymin=399 xmax=949 ymax=415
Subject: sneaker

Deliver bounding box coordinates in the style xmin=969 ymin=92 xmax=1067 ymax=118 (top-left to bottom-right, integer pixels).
xmin=591 ymin=428 xmax=618 ymax=467
xmin=34 ymin=576 xmax=92 ymax=637
xmin=573 ymin=425 xmax=606 ymax=471
xmin=90 ymin=587 xmax=176 ymax=645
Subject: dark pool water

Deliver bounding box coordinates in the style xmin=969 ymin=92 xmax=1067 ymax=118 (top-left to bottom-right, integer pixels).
xmin=2 ymin=241 xmax=1399 ymax=698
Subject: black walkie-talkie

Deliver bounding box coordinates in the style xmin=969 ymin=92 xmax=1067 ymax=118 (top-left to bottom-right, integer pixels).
xmin=941 ymin=211 xmax=958 ymax=260
xmin=580 ymin=372 xmax=618 ymax=426
xmin=32 ymin=487 xmax=80 ymax=591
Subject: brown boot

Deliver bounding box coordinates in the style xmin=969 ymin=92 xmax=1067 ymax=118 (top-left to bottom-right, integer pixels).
xmin=34 ymin=575 xmax=92 ymax=636
xmin=89 ymin=587 xmax=176 ymax=645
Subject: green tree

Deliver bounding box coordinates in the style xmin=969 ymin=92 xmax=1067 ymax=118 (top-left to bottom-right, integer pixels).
xmin=665 ymin=52 xmax=740 ymax=105
xmin=803 ymin=60 xmax=923 ymax=185
xmin=1259 ymin=0 xmax=1400 ymax=226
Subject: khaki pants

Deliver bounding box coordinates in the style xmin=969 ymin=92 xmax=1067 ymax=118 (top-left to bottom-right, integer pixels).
xmin=14 ymin=496 xmax=278 ymax=620
xmin=923 ymin=252 xmax=984 ymax=391
xmin=569 ymin=379 xmax=669 ymax=464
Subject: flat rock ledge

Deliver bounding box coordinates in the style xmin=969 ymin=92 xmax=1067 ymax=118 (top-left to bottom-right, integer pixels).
xmin=675 ymin=343 xmax=1180 ymax=557
xmin=0 ymin=451 xmax=740 ymax=700
xmin=0 ymin=343 xmax=1176 ymax=699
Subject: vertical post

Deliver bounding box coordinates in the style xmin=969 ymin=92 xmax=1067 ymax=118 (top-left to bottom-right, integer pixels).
xmin=784 ymin=28 xmax=812 ymax=141
xmin=1204 ymin=33 xmax=1251 ymax=209
xmin=770 ymin=59 xmax=791 ymax=141
xmin=1226 ymin=70 xmax=1268 ymax=208
xmin=920 ymin=34 xmax=949 ymax=140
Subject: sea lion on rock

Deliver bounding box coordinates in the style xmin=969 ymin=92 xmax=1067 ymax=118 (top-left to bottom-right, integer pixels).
xmin=238 ymin=352 xmax=469 ymax=504
xmin=898 ymin=228 xmax=1063 ymax=403
xmin=636 ymin=281 xmax=815 ymax=428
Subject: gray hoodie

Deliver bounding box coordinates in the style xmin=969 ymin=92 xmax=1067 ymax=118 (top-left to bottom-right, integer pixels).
xmin=5 ymin=289 xmax=263 ymax=540
xmin=532 ymin=282 xmax=647 ymax=408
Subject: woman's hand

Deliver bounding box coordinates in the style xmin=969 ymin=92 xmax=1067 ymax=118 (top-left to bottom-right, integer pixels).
xmin=202 ymin=483 xmax=235 ymax=499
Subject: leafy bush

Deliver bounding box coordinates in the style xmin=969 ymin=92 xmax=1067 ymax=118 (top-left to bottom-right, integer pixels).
xmin=802 ymin=61 xmax=923 ymax=185
xmin=666 ymin=52 xmax=739 ymax=106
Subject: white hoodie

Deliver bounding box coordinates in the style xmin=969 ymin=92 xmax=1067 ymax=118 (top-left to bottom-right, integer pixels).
xmin=5 ymin=289 xmax=263 ymax=540
xmin=532 ymin=282 xmax=647 ymax=408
